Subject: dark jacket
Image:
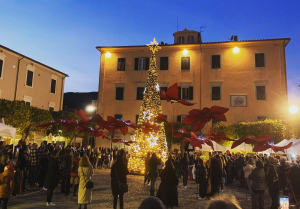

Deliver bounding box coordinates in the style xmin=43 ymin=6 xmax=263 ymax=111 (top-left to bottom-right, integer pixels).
xmin=148 ymin=157 xmax=161 ymax=178
xmin=111 ymin=159 xmax=129 ymax=196
xmin=61 ymin=154 xmax=72 ymax=177
xmin=157 ymin=164 xmax=179 ymax=207
xmin=39 ymin=153 xmax=49 ymax=172
xmin=210 ymin=158 xmax=222 ymax=187
xmin=226 ymin=158 xmax=234 ymax=176
xmin=248 ymin=167 xmax=265 ymax=191
xmin=44 ymin=157 xmax=60 ymax=189
xmin=180 ymin=157 xmax=189 ymax=172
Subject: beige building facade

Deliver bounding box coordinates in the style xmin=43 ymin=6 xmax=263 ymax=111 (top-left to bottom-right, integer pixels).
xmin=0 ymin=44 xmax=68 ymax=111
xmin=96 ymin=29 xmax=290 ymax=148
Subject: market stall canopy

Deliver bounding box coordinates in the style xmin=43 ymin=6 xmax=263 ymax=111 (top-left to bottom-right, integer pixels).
xmin=0 ymin=123 xmax=16 ymax=138
xmin=201 ymin=141 xmax=227 ymax=151
xmin=227 ymin=142 xmax=253 ymax=152
xmin=265 ymin=138 xmax=299 ymax=154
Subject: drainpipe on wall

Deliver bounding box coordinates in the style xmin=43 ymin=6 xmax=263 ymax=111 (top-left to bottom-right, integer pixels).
xmin=60 ymin=77 xmax=65 ymax=111
xmin=14 ymin=57 xmax=24 ymax=101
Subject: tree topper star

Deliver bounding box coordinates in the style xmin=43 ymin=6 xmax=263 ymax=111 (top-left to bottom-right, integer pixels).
xmin=147 ymin=38 xmax=161 ymax=54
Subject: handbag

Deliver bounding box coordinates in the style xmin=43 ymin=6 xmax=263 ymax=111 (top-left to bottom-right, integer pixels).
xmin=81 ymin=167 xmax=94 ymax=189
xmin=115 ymin=168 xmax=128 ymax=193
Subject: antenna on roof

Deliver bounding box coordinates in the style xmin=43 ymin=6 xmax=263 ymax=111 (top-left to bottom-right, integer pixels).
xmin=177 ymin=16 xmax=178 ymax=31
xmin=199 ymin=26 xmax=205 ymax=43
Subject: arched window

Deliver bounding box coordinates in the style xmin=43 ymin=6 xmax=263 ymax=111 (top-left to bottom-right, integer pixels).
xmin=187 ymin=36 xmax=194 ymax=43
xmin=178 ymin=36 xmax=184 ymax=44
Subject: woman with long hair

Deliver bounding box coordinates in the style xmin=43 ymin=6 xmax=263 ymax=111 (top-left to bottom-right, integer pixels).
xmin=111 ymin=154 xmax=129 ymax=209
xmin=195 ymin=157 xmax=207 ymax=200
xmin=243 ymin=158 xmax=255 ymax=199
xmin=180 ymin=153 xmax=189 ymax=189
xmin=266 ymin=157 xmax=280 ymax=209
xmin=78 ymin=155 xmax=94 ymax=209
xmin=210 ymin=157 xmax=222 ymax=197
xmin=157 ymin=158 xmax=178 ymax=209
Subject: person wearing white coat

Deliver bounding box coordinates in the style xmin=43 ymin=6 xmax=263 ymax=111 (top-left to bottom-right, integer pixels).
xmin=78 ymin=155 xmax=94 ymax=209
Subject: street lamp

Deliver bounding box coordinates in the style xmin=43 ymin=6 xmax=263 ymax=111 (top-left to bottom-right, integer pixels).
xmin=289 ymin=105 xmax=299 ymax=114
xmin=86 ymin=105 xmax=95 ymax=113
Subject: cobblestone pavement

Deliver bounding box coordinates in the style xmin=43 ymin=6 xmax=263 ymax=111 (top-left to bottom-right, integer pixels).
xmin=9 ymin=169 xmax=266 ymax=209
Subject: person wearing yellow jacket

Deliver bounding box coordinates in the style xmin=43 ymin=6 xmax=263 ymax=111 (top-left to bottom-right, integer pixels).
xmin=0 ymin=165 xmax=15 ymax=209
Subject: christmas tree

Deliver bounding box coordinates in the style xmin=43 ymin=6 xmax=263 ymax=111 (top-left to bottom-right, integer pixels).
xmin=128 ymin=38 xmax=168 ymax=173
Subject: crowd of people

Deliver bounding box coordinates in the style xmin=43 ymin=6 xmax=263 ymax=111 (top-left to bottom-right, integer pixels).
xmin=142 ymin=150 xmax=300 ymax=209
xmin=0 ymin=138 xmax=300 ymax=209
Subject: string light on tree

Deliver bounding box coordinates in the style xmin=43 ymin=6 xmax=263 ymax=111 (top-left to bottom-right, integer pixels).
xmin=128 ymin=38 xmax=168 ymax=173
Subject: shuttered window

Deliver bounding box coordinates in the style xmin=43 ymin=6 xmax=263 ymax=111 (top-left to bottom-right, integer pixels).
xmin=256 ymin=86 xmax=266 ymax=100
xmin=50 ymin=79 xmax=56 ymax=94
xmin=116 ymin=87 xmax=124 ymax=100
xmin=136 ymin=87 xmax=145 ymax=100
xmin=178 ymin=86 xmax=193 ymax=100
xmin=0 ymin=59 xmax=3 ymax=78
xmin=212 ymin=86 xmax=221 ymax=100
xmin=181 ymin=57 xmax=190 ymax=70
xmin=160 ymin=87 xmax=168 ymax=100
xmin=114 ymin=114 xmax=122 ymax=120
xmin=134 ymin=58 xmax=149 ymax=70
xmin=255 ymin=53 xmax=265 ymax=67
xmin=117 ymin=58 xmax=126 ymax=71
xmin=212 ymin=55 xmax=221 ymax=69
xmin=26 ymin=70 xmax=34 ymax=87
xmin=160 ymin=57 xmax=168 ymax=70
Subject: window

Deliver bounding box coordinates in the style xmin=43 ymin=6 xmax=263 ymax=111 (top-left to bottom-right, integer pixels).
xmin=187 ymin=36 xmax=194 ymax=43
xmin=211 ymin=55 xmax=221 ymax=69
xmin=212 ymin=86 xmax=221 ymax=100
xmin=49 ymin=107 xmax=54 ymax=112
xmin=160 ymin=57 xmax=168 ymax=70
xmin=255 ymin=53 xmax=265 ymax=67
xmin=50 ymin=79 xmax=56 ymax=94
xmin=135 ymin=115 xmax=140 ymax=124
xmin=134 ymin=58 xmax=149 ymax=70
xmin=160 ymin=87 xmax=168 ymax=100
xmin=178 ymin=86 xmax=193 ymax=100
xmin=0 ymin=59 xmax=3 ymax=78
xmin=136 ymin=87 xmax=145 ymax=100
xmin=178 ymin=36 xmax=184 ymax=44
xmin=115 ymin=87 xmax=124 ymax=100
xmin=181 ymin=57 xmax=190 ymax=70
xmin=257 ymin=116 xmax=267 ymax=121
xmin=24 ymin=95 xmax=32 ymax=106
xmin=117 ymin=58 xmax=126 ymax=71
xmin=256 ymin=86 xmax=266 ymax=100
xmin=177 ymin=115 xmax=187 ymax=122
xmin=49 ymin=102 xmax=55 ymax=112
xmin=26 ymin=70 xmax=34 ymax=87
xmin=115 ymin=114 xmax=122 ymax=120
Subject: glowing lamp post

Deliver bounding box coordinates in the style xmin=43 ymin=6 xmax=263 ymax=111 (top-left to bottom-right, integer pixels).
xmin=233 ymin=47 xmax=240 ymax=53
xmin=289 ymin=105 xmax=299 ymax=114
xmin=86 ymin=105 xmax=96 ymax=115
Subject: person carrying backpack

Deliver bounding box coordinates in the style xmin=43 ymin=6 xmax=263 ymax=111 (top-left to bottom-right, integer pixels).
xmin=70 ymin=153 xmax=80 ymax=196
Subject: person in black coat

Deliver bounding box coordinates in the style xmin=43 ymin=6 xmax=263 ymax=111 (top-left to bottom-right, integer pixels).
xmin=44 ymin=152 xmax=60 ymax=206
xmin=210 ymin=157 xmax=222 ymax=197
xmin=226 ymin=156 xmax=234 ymax=183
xmin=61 ymin=148 xmax=72 ymax=195
xmin=195 ymin=158 xmax=207 ymax=200
xmin=180 ymin=153 xmax=189 ymax=188
xmin=111 ymin=154 xmax=129 ymax=209
xmin=148 ymin=153 xmax=161 ymax=196
xmin=38 ymin=149 xmax=49 ymax=190
xmin=265 ymin=157 xmax=279 ymax=209
xmin=157 ymin=159 xmax=178 ymax=209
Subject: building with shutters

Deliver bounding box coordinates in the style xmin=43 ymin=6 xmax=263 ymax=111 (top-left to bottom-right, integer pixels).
xmin=0 ymin=44 xmax=68 ymax=111
xmin=96 ymin=28 xmax=290 ymax=148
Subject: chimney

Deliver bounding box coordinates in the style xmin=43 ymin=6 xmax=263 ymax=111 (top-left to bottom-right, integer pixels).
xmin=230 ymin=35 xmax=238 ymax=42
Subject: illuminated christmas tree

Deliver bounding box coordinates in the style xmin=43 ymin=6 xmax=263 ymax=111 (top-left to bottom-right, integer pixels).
xmin=128 ymin=38 xmax=168 ymax=173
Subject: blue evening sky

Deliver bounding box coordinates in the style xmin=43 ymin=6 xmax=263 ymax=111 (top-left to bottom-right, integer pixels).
xmin=0 ymin=0 xmax=299 ymax=105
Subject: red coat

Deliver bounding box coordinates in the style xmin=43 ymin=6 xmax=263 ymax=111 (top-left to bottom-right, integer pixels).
xmin=0 ymin=169 xmax=14 ymax=198
xmin=71 ymin=158 xmax=80 ymax=177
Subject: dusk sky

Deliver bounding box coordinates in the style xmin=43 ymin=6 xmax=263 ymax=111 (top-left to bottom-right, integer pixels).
xmin=1 ymin=0 xmax=299 ymax=105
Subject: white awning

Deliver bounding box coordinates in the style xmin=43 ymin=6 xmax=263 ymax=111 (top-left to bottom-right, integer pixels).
xmin=0 ymin=123 xmax=16 ymax=138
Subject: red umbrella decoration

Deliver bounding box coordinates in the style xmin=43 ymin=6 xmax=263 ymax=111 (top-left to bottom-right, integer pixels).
xmin=169 ymin=128 xmax=190 ymax=138
xmin=208 ymin=130 xmax=235 ymax=143
xmin=184 ymin=132 xmax=215 ymax=151
xmin=184 ymin=106 xmax=229 ymax=132
xmin=160 ymin=83 xmax=195 ymax=106
xmin=231 ymin=133 xmax=294 ymax=153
